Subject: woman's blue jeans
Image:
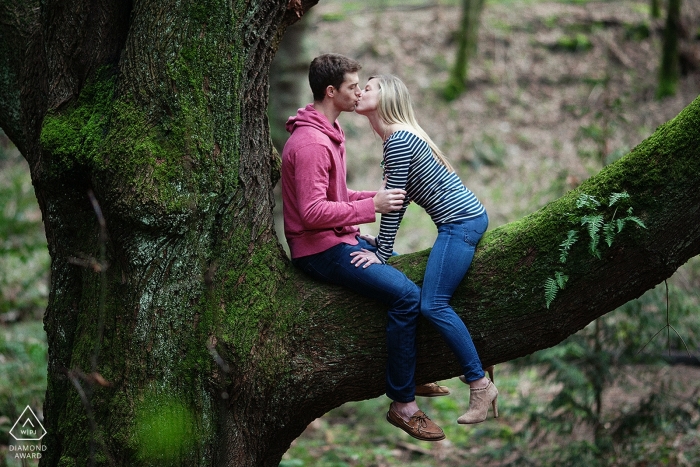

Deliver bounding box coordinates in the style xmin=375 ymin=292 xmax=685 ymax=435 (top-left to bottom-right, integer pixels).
xmin=422 ymin=212 xmax=489 ymax=383
xmin=292 ymin=237 xmax=420 ymax=403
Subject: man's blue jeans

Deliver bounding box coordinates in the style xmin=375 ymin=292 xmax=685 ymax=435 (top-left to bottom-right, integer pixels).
xmin=421 ymin=212 xmax=489 ymax=383
xmin=292 ymin=237 xmax=420 ymax=402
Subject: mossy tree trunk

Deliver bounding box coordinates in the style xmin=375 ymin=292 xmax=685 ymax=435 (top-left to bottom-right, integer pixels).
xmin=1 ymin=1 xmax=700 ymax=466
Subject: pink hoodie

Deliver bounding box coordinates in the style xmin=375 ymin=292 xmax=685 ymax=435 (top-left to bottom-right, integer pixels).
xmin=282 ymin=104 xmax=377 ymax=259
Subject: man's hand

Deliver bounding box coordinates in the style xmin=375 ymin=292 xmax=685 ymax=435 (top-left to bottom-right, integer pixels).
xmin=373 ymin=177 xmax=406 ymax=213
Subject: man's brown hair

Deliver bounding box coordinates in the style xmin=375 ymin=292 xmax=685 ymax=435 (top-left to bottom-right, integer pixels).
xmin=309 ymin=53 xmax=361 ymax=102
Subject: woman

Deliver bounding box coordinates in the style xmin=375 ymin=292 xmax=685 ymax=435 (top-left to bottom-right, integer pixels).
xmin=352 ymin=74 xmax=498 ymax=425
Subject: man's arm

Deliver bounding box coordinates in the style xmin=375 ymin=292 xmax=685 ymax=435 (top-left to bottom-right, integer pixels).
xmin=294 ymin=145 xmax=376 ymax=229
xmin=348 ymin=189 xmax=376 ymax=201
xmin=294 ymin=147 xmax=405 ymax=229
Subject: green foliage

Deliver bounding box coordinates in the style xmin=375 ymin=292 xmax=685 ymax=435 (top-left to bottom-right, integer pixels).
xmin=0 ymin=321 xmax=48 ymax=446
xmin=554 ymin=33 xmax=593 ymax=52
xmin=624 ymin=22 xmax=651 ymax=41
xmin=0 ymin=145 xmax=49 ymax=320
xmin=545 ymin=192 xmax=646 ymax=308
xmin=513 ymin=270 xmax=700 ymax=467
xmin=558 ymin=230 xmax=578 ymax=262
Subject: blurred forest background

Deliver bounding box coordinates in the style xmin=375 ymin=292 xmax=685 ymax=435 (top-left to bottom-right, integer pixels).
xmin=2 ymin=0 xmax=700 ymax=466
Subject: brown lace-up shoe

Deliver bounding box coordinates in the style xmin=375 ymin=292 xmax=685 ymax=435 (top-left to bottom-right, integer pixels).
xmin=386 ymin=406 xmax=446 ymax=441
xmin=415 ymin=382 xmax=450 ymax=397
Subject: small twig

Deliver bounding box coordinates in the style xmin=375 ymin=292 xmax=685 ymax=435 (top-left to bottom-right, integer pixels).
xmin=637 ymin=280 xmax=692 ymax=358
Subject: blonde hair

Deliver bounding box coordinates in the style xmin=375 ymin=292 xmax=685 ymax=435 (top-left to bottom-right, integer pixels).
xmin=370 ymin=74 xmax=454 ymax=172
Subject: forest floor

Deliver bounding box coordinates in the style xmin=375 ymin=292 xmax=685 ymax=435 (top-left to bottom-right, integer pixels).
xmin=277 ymin=0 xmax=700 ymax=465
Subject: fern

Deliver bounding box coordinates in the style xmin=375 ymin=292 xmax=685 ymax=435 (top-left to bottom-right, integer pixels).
xmin=576 ymin=193 xmax=600 ymax=210
xmin=616 ymin=218 xmax=625 ymax=233
xmin=544 ymin=191 xmax=646 ymax=309
xmin=545 ymin=272 xmax=569 ymax=309
xmin=555 ymin=271 xmax=569 ymax=289
xmin=608 ymin=191 xmax=630 ymax=206
xmin=603 ymin=221 xmax=616 ymax=247
xmin=581 ymin=214 xmax=604 ymax=257
xmin=623 ymin=215 xmax=646 ymax=229
xmin=545 ymin=277 xmax=560 ymax=309
xmin=559 ymin=230 xmax=578 ymax=263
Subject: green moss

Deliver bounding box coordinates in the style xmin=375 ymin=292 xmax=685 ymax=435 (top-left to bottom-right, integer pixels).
xmin=40 ymin=71 xmax=116 ymax=169
xmin=133 ymin=390 xmax=201 ymax=465
xmin=57 ymin=457 xmax=78 ymax=467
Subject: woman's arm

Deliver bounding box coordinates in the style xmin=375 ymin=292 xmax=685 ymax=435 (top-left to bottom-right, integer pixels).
xmin=375 ymin=136 xmax=413 ymax=262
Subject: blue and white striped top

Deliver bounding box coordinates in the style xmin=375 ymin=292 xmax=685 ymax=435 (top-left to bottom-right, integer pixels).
xmin=375 ymin=130 xmax=485 ymax=262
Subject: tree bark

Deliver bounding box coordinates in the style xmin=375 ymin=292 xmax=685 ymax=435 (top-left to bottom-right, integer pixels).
xmin=0 ymin=1 xmax=699 ymax=466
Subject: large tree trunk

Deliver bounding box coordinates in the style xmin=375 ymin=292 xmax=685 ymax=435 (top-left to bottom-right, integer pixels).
xmin=1 ymin=1 xmax=699 ymax=466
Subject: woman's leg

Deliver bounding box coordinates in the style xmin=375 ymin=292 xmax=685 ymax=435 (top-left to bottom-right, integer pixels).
xmin=420 ymin=213 xmax=488 ymax=383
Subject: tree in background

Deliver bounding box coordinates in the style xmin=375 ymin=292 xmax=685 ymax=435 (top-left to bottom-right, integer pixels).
xmin=444 ymin=0 xmax=485 ymax=101
xmin=657 ymin=0 xmax=682 ymax=98
xmin=0 ymin=0 xmax=700 ymax=466
xmin=269 ymin=13 xmax=313 ymax=152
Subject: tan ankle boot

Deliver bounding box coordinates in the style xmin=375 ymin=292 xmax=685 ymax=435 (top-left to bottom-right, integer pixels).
xmin=457 ymin=380 xmax=498 ymax=424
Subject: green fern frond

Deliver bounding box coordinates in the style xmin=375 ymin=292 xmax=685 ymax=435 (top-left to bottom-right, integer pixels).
xmin=616 ymin=218 xmax=625 ymax=233
xmin=581 ymin=214 xmax=603 ymax=257
xmin=554 ymin=271 xmax=569 ymax=289
xmin=545 ymin=277 xmax=560 ymax=309
xmin=624 ymin=215 xmax=646 ymax=229
xmin=603 ymin=221 xmax=616 ymax=247
xmin=576 ymin=193 xmax=600 ymax=210
xmin=559 ymin=230 xmax=578 ymax=263
xmin=608 ymin=191 xmax=630 ymax=206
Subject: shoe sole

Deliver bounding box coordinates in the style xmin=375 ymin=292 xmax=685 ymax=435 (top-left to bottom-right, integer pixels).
xmin=386 ymin=413 xmax=446 ymax=442
xmin=415 ymin=391 xmax=450 ymax=397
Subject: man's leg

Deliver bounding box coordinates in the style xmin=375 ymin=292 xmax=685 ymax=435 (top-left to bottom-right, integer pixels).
xmin=293 ymin=240 xmax=420 ymax=402
xmin=294 ymin=241 xmax=445 ymax=441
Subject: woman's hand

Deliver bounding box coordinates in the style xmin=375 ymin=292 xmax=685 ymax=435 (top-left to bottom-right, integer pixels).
xmin=358 ymin=234 xmax=376 ymax=246
xmin=350 ymin=249 xmax=382 ymax=268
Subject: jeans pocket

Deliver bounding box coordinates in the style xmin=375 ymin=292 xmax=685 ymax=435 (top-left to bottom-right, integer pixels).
xmin=462 ymin=214 xmax=488 ymax=246
xmin=463 ymin=229 xmax=481 ymax=247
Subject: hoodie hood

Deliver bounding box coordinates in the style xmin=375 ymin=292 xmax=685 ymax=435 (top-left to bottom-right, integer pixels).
xmin=286 ymin=104 xmax=345 ymax=145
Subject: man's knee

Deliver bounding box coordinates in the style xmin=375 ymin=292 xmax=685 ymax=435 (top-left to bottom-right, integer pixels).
xmin=391 ymin=282 xmax=420 ymax=312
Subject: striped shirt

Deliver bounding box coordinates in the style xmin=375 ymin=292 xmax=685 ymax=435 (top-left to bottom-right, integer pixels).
xmin=375 ymin=130 xmax=485 ymax=262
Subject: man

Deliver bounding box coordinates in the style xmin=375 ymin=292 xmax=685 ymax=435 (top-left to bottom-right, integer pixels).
xmin=281 ymin=53 xmax=445 ymax=441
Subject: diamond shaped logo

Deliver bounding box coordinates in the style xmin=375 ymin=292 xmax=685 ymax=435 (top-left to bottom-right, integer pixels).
xmin=10 ymin=406 xmax=47 ymax=441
